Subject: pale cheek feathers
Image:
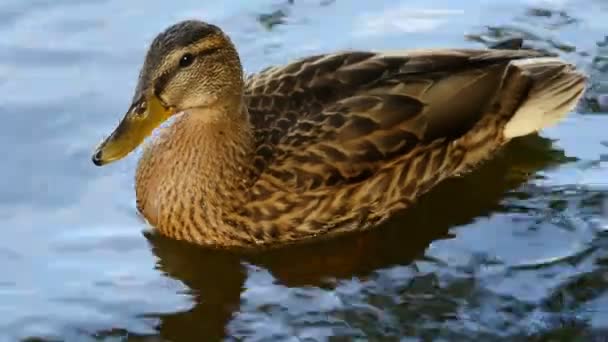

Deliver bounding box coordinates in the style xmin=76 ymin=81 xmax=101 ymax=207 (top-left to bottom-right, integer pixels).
xmin=174 ymin=79 xmax=218 ymax=109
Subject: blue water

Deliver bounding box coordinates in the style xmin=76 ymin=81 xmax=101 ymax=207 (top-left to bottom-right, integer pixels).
xmin=1 ymin=0 xmax=607 ymax=340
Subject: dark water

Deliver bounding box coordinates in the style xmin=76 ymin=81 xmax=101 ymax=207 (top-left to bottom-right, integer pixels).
xmin=1 ymin=0 xmax=607 ymax=340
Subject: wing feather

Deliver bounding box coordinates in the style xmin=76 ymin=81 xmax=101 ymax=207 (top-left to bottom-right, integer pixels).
xmin=244 ymin=47 xmax=550 ymax=192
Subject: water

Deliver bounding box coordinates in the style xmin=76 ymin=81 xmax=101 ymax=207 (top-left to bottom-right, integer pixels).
xmin=1 ymin=0 xmax=607 ymax=340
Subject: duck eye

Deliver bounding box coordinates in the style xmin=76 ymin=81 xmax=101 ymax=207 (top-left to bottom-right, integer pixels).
xmin=179 ymin=53 xmax=195 ymax=68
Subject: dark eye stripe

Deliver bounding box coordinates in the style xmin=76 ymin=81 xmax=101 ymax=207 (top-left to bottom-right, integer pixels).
xmin=153 ymin=47 xmax=222 ymax=98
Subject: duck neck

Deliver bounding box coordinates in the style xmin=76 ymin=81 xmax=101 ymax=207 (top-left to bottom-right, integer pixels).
xmin=135 ymin=104 xmax=256 ymax=245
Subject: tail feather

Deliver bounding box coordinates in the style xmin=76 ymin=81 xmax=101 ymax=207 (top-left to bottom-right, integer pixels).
xmin=502 ymin=57 xmax=586 ymax=139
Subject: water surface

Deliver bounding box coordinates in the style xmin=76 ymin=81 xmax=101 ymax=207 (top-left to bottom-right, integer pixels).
xmin=1 ymin=0 xmax=607 ymax=340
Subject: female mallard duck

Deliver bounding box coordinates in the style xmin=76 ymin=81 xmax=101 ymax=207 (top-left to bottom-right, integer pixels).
xmin=92 ymin=20 xmax=585 ymax=249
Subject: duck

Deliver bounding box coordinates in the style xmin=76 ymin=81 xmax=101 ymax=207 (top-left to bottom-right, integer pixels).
xmin=92 ymin=20 xmax=586 ymax=249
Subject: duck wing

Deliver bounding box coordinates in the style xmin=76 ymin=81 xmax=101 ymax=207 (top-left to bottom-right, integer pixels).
xmin=235 ymin=47 xmax=584 ymax=242
xmin=245 ymin=47 xmax=583 ymax=192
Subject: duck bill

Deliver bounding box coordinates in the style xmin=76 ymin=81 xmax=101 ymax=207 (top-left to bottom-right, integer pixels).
xmin=92 ymin=94 xmax=174 ymax=166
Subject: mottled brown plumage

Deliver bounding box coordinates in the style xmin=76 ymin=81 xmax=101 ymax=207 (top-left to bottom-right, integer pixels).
xmin=93 ymin=20 xmax=586 ymax=249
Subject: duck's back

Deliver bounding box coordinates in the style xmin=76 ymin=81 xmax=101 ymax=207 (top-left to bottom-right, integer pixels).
xmin=236 ymin=46 xmax=585 ymax=244
xmin=244 ymin=46 xmax=554 ymax=176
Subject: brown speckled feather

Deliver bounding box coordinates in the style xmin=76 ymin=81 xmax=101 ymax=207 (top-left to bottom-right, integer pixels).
xmin=244 ymin=49 xmax=541 ymax=178
xmin=228 ymin=48 xmax=585 ymax=245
